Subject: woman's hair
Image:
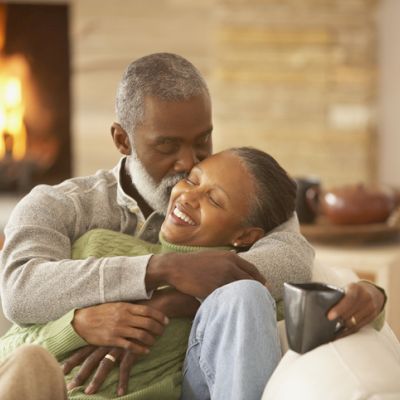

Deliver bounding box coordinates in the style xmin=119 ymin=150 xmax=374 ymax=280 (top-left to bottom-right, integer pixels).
xmin=230 ymin=147 xmax=296 ymax=234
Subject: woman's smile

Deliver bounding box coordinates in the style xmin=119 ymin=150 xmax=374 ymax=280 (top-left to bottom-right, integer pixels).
xmin=169 ymin=205 xmax=197 ymax=226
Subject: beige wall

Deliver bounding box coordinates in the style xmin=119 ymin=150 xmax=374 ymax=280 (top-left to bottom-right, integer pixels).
xmin=16 ymin=0 xmax=397 ymax=187
xmin=212 ymin=0 xmax=380 ymax=187
xmin=378 ymin=0 xmax=400 ymax=187
xmin=71 ymin=0 xmax=214 ymax=176
xmin=71 ymin=0 xmax=383 ymax=188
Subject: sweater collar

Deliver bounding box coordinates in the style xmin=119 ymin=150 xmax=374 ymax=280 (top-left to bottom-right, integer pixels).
xmin=114 ymin=157 xmax=145 ymax=214
xmin=159 ymin=233 xmax=234 ymax=254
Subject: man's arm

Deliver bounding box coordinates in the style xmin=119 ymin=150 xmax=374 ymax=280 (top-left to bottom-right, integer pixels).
xmin=0 ymin=186 xmax=152 ymax=325
xmin=239 ymin=214 xmax=315 ymax=300
xmin=1 ymin=184 xmax=266 ymax=324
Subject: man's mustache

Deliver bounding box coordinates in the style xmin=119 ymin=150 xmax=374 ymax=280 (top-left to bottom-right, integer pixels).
xmin=164 ymin=172 xmax=188 ymax=191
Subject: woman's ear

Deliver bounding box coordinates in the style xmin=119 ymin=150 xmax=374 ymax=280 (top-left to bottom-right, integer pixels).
xmin=111 ymin=123 xmax=131 ymax=155
xmin=231 ymin=227 xmax=265 ymax=248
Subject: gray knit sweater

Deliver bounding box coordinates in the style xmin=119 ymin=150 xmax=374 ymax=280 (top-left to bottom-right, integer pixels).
xmin=0 ymin=158 xmax=314 ymax=325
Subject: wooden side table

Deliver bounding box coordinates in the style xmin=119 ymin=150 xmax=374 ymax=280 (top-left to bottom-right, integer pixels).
xmin=313 ymin=240 xmax=400 ymax=339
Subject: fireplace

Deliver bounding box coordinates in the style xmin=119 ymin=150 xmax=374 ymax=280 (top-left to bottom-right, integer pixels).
xmin=0 ymin=3 xmax=71 ymax=193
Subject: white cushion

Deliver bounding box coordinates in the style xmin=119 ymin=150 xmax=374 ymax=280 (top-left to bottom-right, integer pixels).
xmin=312 ymin=260 xmax=359 ymax=286
xmin=263 ymin=325 xmax=400 ymax=400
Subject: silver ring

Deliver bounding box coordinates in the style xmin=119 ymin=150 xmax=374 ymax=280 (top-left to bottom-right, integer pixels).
xmin=104 ymin=354 xmax=116 ymax=363
xmin=350 ymin=315 xmax=357 ymax=326
xmin=335 ymin=318 xmax=345 ymax=333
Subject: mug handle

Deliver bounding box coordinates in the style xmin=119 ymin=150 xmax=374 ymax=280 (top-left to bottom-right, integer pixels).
xmin=306 ymin=186 xmax=320 ymax=215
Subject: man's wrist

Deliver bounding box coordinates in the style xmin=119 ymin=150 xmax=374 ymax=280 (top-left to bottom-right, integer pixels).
xmin=145 ymin=253 xmax=176 ymax=291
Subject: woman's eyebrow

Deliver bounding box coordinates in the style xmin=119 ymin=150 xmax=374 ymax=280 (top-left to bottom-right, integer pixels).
xmin=193 ymin=166 xmax=230 ymax=200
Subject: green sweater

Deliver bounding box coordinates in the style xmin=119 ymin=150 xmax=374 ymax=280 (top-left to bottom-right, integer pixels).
xmin=0 ymin=229 xmax=232 ymax=400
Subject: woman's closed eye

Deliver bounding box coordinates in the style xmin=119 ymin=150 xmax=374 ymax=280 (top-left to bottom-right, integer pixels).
xmin=185 ymin=177 xmax=199 ymax=186
xmin=208 ymin=193 xmax=222 ymax=208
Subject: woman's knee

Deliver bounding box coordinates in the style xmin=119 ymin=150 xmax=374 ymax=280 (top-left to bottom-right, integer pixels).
xmin=14 ymin=345 xmax=50 ymax=361
xmin=213 ymin=280 xmax=276 ymax=311
xmin=2 ymin=345 xmax=66 ymax=395
xmin=13 ymin=345 xmax=61 ymax=374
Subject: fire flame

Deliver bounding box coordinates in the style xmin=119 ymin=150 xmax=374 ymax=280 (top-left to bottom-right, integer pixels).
xmin=0 ymin=75 xmax=27 ymax=160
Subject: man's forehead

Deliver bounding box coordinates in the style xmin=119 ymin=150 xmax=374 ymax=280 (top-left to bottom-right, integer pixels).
xmin=148 ymin=127 xmax=213 ymax=142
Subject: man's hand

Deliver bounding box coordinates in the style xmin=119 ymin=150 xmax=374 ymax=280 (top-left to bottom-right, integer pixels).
xmin=136 ymin=287 xmax=200 ymax=318
xmin=327 ymin=281 xmax=385 ymax=338
xmin=72 ymin=302 xmax=169 ymax=354
xmin=146 ymin=251 xmax=266 ymax=298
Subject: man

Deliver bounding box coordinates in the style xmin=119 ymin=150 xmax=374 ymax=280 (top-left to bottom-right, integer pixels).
xmin=0 ymin=53 xmax=385 ymax=399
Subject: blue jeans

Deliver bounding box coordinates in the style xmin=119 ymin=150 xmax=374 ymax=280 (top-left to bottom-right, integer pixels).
xmin=181 ymin=280 xmax=281 ymax=400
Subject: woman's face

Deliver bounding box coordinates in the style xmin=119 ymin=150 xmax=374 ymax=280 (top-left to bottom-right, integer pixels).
xmin=160 ymin=151 xmax=259 ymax=247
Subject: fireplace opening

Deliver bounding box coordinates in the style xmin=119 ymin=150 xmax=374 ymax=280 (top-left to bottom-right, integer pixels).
xmin=0 ymin=3 xmax=71 ymax=193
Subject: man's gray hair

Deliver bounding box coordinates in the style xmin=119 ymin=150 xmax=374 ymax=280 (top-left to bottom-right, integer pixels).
xmin=115 ymin=53 xmax=210 ymax=137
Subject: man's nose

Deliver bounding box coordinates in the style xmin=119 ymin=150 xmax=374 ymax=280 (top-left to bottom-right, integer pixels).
xmin=174 ymin=147 xmax=198 ymax=173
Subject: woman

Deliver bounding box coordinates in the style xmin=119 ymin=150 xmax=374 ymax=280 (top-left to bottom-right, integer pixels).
xmin=0 ymin=147 xmax=299 ymax=398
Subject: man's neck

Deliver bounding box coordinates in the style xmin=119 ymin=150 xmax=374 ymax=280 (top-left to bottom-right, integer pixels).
xmin=120 ymin=159 xmax=154 ymax=219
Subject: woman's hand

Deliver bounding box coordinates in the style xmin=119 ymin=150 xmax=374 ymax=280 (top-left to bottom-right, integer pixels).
xmin=328 ymin=281 xmax=386 ymax=338
xmin=63 ymin=346 xmax=138 ymax=396
xmin=66 ymin=292 xmax=196 ymax=395
xmin=72 ymin=302 xmax=169 ymax=354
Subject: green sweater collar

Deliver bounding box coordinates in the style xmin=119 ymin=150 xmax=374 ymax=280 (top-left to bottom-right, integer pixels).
xmin=159 ymin=233 xmax=233 ymax=254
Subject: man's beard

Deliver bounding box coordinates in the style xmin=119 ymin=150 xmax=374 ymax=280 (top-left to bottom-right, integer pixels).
xmin=126 ymin=149 xmax=186 ymax=215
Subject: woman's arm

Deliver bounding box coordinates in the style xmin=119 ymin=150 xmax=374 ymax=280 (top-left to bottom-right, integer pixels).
xmin=0 ymin=298 xmax=170 ymax=364
xmin=0 ymin=310 xmax=87 ymax=363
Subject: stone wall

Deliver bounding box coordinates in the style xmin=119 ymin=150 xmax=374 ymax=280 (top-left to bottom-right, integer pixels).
xmin=71 ymin=0 xmax=214 ymax=175
xmin=71 ymin=0 xmax=379 ymax=186
xmin=212 ymin=0 xmax=378 ymax=186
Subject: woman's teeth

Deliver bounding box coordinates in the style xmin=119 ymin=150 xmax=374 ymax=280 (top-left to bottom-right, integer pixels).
xmin=173 ymin=207 xmax=196 ymax=225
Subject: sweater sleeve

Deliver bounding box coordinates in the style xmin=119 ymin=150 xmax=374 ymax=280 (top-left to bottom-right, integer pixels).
xmin=0 ymin=185 xmax=152 ymax=325
xmin=239 ymin=214 xmax=315 ymax=301
xmin=0 ymin=309 xmax=87 ymax=363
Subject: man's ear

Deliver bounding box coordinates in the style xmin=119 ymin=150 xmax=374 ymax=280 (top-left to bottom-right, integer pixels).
xmin=231 ymin=227 xmax=265 ymax=248
xmin=111 ymin=122 xmax=131 ymax=155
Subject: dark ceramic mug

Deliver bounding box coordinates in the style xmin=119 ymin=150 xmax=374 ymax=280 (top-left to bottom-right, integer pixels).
xmin=294 ymin=177 xmax=320 ymax=224
xmin=283 ymin=282 xmax=345 ymax=354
